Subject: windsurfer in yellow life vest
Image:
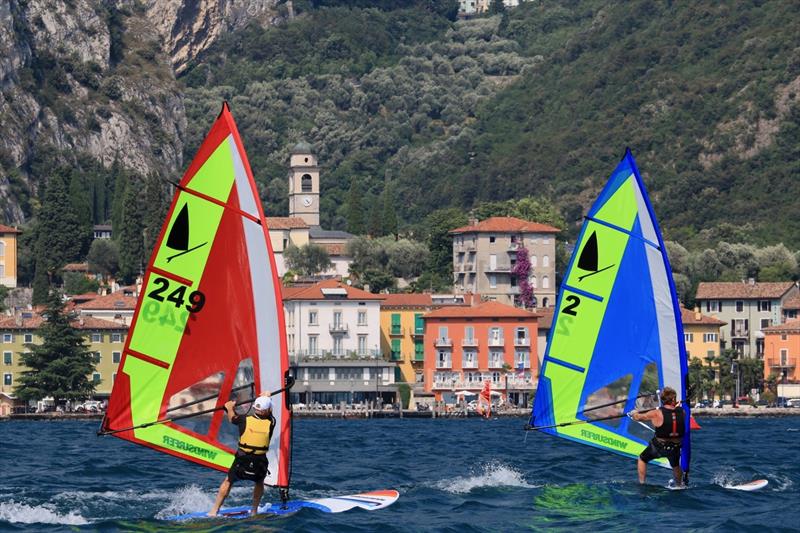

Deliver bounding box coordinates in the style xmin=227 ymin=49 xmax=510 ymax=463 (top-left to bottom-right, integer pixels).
xmin=630 ymin=387 xmax=686 ymax=487
xmin=209 ymin=392 xmax=276 ymax=517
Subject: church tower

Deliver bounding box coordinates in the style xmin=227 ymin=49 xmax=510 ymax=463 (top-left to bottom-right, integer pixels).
xmin=287 ymin=141 xmax=320 ymax=226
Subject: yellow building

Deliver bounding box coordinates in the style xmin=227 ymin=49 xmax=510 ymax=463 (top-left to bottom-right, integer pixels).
xmin=0 ymin=314 xmax=127 ymax=398
xmin=681 ymin=306 xmax=726 ymax=363
xmin=0 ymin=224 xmax=20 ymax=287
xmin=379 ymin=294 xmax=476 ymax=386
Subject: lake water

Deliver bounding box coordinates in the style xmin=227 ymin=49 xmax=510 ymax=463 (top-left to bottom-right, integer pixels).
xmin=0 ymin=416 xmax=797 ymax=531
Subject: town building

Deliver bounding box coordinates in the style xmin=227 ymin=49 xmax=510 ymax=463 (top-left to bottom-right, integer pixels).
xmin=695 ymin=281 xmax=799 ymax=358
xmin=681 ymin=306 xmax=726 ymax=363
xmin=461 ymin=0 xmax=523 ymax=15
xmin=450 ymin=217 xmax=559 ymax=308
xmin=0 ymin=313 xmax=127 ymax=398
xmin=282 ymin=279 xmax=396 ymax=405
xmin=762 ymin=320 xmax=799 ymax=397
xmin=93 ymin=224 xmax=112 ymax=239
xmin=74 ymin=288 xmax=138 ymax=326
xmin=536 ymin=307 xmax=554 ymax=369
xmin=423 ymin=301 xmax=539 ymax=407
xmin=267 ymin=142 xmax=354 ymax=277
xmin=379 ymin=293 xmax=473 ymax=388
xmin=0 ymin=224 xmax=20 ymax=288
xmin=781 ymin=293 xmax=800 ymax=323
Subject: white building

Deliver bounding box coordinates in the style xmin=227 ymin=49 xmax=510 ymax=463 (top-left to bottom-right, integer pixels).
xmin=282 ymin=280 xmax=396 ymax=404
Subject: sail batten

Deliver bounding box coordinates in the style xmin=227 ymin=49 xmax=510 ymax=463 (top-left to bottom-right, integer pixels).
xmin=531 ymin=150 xmax=690 ymax=475
xmin=103 ymin=104 xmax=292 ymax=488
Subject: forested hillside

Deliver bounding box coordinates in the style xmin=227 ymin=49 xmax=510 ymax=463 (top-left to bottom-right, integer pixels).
xmin=182 ymin=0 xmax=800 ymax=250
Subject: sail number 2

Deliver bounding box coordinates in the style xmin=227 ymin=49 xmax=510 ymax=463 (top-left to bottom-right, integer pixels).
xmin=147 ymin=277 xmax=206 ymax=313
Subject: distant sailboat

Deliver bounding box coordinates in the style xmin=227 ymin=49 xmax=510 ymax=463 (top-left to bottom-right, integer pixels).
xmin=528 ymin=149 xmax=691 ymax=480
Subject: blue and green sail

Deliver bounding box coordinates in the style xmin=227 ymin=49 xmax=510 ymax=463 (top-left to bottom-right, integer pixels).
xmin=531 ymin=150 xmax=690 ymax=473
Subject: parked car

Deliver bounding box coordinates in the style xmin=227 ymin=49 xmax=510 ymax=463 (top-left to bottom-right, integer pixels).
xmin=787 ymin=398 xmax=800 ymax=408
xmin=75 ymin=400 xmax=103 ymax=413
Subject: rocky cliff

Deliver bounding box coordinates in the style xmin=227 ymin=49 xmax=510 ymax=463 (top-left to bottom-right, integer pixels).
xmin=0 ymin=0 xmax=275 ymax=223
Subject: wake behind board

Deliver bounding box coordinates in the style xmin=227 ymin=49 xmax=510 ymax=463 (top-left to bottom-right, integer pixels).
xmin=167 ymin=489 xmax=399 ymax=521
xmin=725 ymin=479 xmax=768 ymax=492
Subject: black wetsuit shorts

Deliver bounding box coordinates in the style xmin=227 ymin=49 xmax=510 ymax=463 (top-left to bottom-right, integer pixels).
xmin=227 ymin=453 xmax=269 ymax=483
xmin=639 ymin=438 xmax=681 ymax=468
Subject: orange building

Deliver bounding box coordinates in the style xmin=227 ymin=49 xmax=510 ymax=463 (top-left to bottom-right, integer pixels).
xmin=423 ymin=301 xmax=539 ymax=406
xmin=762 ymin=320 xmax=799 ymax=383
xmin=0 ymin=224 xmax=20 ymax=287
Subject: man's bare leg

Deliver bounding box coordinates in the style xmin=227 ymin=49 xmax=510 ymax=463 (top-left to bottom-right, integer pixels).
xmin=637 ymin=459 xmax=647 ymax=484
xmin=672 ymin=466 xmax=684 ymax=486
xmin=252 ymin=482 xmax=264 ymax=515
xmin=209 ymin=478 xmax=232 ymax=516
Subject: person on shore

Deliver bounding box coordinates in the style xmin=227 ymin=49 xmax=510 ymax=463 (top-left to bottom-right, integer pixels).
xmin=209 ymin=392 xmax=275 ymax=517
xmin=630 ymin=387 xmax=686 ymax=487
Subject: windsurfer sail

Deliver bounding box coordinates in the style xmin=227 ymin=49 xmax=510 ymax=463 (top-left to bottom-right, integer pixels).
xmin=99 ymin=102 xmax=292 ymax=492
xmin=528 ymin=149 xmax=691 ymax=480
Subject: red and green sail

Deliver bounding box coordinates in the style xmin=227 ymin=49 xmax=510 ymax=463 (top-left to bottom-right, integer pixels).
xmin=103 ymin=103 xmax=291 ymax=488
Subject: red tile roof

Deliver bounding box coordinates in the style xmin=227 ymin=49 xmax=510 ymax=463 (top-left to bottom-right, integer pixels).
xmin=680 ymin=306 xmax=726 ymax=326
xmin=536 ymin=307 xmax=555 ymax=330
xmin=266 ymin=217 xmax=309 ymax=230
xmin=381 ymin=293 xmax=434 ymax=308
xmin=281 ymin=279 xmax=384 ymax=301
xmin=782 ymin=294 xmax=800 ymax=310
xmin=0 ymin=314 xmax=125 ymax=330
xmin=450 ymin=217 xmax=560 ymax=235
xmin=763 ymin=319 xmax=800 ymax=334
xmin=424 ymin=301 xmax=539 ymax=319
xmin=75 ymin=292 xmax=137 ymax=311
xmin=0 ymin=224 xmax=20 ymax=233
xmin=695 ymin=281 xmax=796 ymax=300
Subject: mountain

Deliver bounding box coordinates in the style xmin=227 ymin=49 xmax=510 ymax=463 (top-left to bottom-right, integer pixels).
xmin=2 ymin=0 xmax=799 ymax=252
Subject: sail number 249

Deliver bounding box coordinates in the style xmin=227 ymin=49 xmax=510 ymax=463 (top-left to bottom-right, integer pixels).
xmin=148 ymin=277 xmax=206 ymax=313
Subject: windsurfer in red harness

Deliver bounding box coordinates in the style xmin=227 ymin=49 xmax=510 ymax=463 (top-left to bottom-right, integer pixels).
xmin=209 ymin=392 xmax=275 ymax=517
xmin=630 ymin=387 xmax=686 ymax=487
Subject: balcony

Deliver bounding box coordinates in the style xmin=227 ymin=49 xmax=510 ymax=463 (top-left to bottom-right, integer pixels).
xmin=484 ymin=261 xmax=513 ymax=273
xmin=390 ymin=326 xmax=404 ymax=336
xmin=390 ymin=351 xmax=403 ymax=362
xmin=329 ymin=323 xmax=349 ymax=334
xmin=508 ymin=241 xmax=521 ymax=252
xmin=434 ymin=337 xmax=452 ymax=347
xmin=436 ymin=359 xmax=452 ymax=369
xmin=514 ymin=337 xmax=531 ymax=346
xmin=768 ymin=358 xmax=797 ymax=369
xmin=462 ymin=262 xmax=476 ymax=272
xmin=413 ymin=352 xmax=425 ymax=362
xmin=462 ymin=337 xmax=479 ymax=347
xmin=488 ymin=359 xmax=505 ymax=369
xmin=412 ymin=328 xmax=425 ymax=337
xmin=289 ymin=349 xmax=384 ymax=363
xmin=488 ymin=338 xmax=505 ymax=347
xmin=462 ymin=359 xmax=478 ymax=369
xmin=731 ymin=327 xmax=749 ymax=338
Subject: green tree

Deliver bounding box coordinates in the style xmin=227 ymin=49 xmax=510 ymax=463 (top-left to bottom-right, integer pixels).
xmin=284 ymin=243 xmax=333 ymax=276
xmin=361 ymin=268 xmax=396 ymax=293
xmin=68 ymin=171 xmax=94 ymax=258
xmin=63 ymin=272 xmax=100 ymax=295
xmin=35 ymin=172 xmax=83 ymax=277
xmin=0 ymin=285 xmax=8 ymax=313
xmin=15 ymin=291 xmax=96 ymax=405
xmin=110 ymin=162 xmax=128 ymax=241
xmin=387 ymin=239 xmax=429 ymax=280
xmin=420 ymin=207 xmax=468 ymax=283
xmin=32 ymin=255 xmax=51 ymax=306
xmin=118 ymin=180 xmax=144 ymax=284
xmin=87 ymin=239 xmax=120 ymax=280
xmin=346 ymin=177 xmax=366 ymax=235
xmin=488 ymin=0 xmax=506 ymax=15
xmin=142 ymin=172 xmax=169 ymax=256
xmin=367 ymin=196 xmax=384 ymax=238
xmin=382 ymin=181 xmax=398 ymax=239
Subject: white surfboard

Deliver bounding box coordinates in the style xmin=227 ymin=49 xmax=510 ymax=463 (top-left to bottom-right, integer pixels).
xmin=725 ymin=479 xmax=768 ymax=492
xmin=167 ymin=489 xmax=400 ymax=521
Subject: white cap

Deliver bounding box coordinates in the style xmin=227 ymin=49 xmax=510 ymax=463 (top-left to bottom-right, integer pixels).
xmin=254 ymin=396 xmax=272 ymax=411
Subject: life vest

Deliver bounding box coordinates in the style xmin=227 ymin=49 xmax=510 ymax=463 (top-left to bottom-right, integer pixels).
xmin=655 ymin=405 xmax=685 ymax=439
xmin=237 ymin=415 xmax=274 ymax=455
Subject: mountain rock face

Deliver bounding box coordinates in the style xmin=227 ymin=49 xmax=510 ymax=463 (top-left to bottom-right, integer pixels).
xmin=145 ymin=0 xmax=279 ymax=74
xmin=0 ymin=0 xmax=281 ymax=223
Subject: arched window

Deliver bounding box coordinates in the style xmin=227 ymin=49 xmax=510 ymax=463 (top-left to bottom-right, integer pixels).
xmin=543 ymin=255 xmax=550 ymax=267
xmin=531 ymin=296 xmax=538 ymax=307
xmin=543 ymin=297 xmax=549 ymax=307
xmin=543 ymin=276 xmax=550 ymax=289
xmin=531 ymin=254 xmax=537 ymax=267
xmin=531 ymin=276 xmax=537 ymax=289
xmin=301 ymin=174 xmax=313 ymax=192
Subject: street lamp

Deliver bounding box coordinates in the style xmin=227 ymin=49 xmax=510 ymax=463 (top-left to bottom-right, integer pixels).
xmin=730 ymin=360 xmax=740 ymax=407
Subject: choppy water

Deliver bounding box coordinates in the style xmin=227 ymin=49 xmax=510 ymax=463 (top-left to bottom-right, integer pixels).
xmin=0 ymin=416 xmax=797 ymax=531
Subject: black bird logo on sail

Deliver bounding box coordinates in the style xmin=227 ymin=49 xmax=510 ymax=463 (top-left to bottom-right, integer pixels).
xmin=577 ymin=231 xmax=614 ymax=282
xmin=166 ymin=204 xmax=208 ymax=262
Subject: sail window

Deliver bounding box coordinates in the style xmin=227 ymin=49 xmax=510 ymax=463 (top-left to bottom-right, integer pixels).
xmin=167 ymin=371 xmax=226 ymax=438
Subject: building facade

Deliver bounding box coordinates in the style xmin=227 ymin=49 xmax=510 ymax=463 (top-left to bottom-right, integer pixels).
xmin=283 ymin=280 xmax=395 ymax=405
xmin=681 ymin=306 xmax=726 ymax=363
xmin=450 ymin=217 xmax=559 ymax=307
xmin=695 ymin=281 xmax=799 ymax=358
xmin=0 ymin=314 xmax=127 ymax=398
xmin=0 ymin=224 xmax=20 ymax=288
xmin=74 ymin=290 xmax=138 ymax=326
xmin=762 ymin=320 xmax=799 ymax=385
xmin=423 ymin=301 xmax=539 ymax=406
